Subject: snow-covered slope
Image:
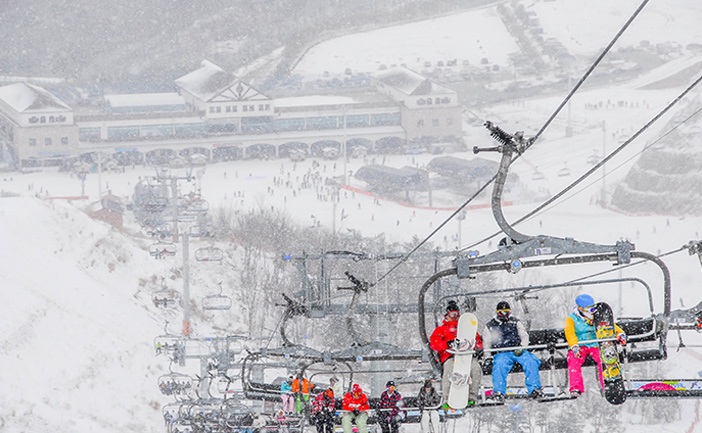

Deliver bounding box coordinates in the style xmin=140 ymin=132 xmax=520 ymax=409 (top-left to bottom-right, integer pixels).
xmin=0 ymin=196 xmax=166 ymax=432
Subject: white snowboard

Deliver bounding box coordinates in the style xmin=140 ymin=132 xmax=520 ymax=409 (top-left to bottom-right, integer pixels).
xmin=447 ymin=312 xmax=478 ymax=409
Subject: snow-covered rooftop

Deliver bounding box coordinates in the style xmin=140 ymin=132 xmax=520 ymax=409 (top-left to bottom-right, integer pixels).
xmin=372 ymin=66 xmax=453 ymax=96
xmin=103 ymin=93 xmax=185 ymax=108
xmin=174 ymin=60 xmax=237 ymax=102
xmin=0 ymin=82 xmax=71 ymax=113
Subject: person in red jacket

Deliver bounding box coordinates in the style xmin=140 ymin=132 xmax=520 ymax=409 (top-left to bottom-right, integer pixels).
xmin=429 ymin=300 xmax=483 ymax=406
xmin=342 ymin=383 xmax=370 ymax=433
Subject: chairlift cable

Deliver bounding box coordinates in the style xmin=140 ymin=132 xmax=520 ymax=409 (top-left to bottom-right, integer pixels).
xmin=458 ymin=73 xmax=702 ymax=253
xmin=371 ymin=0 xmax=651 ymax=286
xmin=507 ymin=104 xmax=702 ymax=226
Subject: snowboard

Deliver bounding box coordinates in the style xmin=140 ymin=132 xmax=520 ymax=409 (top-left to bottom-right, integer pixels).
xmin=447 ymin=312 xmax=478 ymax=409
xmin=594 ymin=302 xmax=627 ymax=405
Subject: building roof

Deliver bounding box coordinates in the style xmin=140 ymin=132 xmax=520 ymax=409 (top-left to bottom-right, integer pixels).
xmin=354 ymin=164 xmax=427 ymax=190
xmin=0 ymin=82 xmax=71 ymax=113
xmin=104 ymin=93 xmax=185 ymax=109
xmin=371 ymin=66 xmax=453 ymax=96
xmin=175 ymin=60 xmax=237 ymax=101
xmin=426 ymin=156 xmax=498 ymax=182
xmin=174 ymin=60 xmax=270 ymax=103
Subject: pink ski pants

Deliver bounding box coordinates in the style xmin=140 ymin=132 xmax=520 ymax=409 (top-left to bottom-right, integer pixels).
xmin=567 ymin=345 xmax=605 ymax=393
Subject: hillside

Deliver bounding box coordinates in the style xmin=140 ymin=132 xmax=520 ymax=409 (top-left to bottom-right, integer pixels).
xmin=0 ymin=196 xmax=167 ymax=432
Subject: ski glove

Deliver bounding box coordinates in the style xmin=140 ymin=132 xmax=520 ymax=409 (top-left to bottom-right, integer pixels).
xmin=616 ymin=333 xmax=627 ymax=346
xmin=352 ymin=409 xmax=360 ymax=416
xmin=513 ymin=349 xmax=524 ymax=356
xmin=447 ymin=339 xmax=457 ymax=349
xmin=571 ymin=344 xmax=581 ymax=358
xmin=474 ymin=348 xmax=484 ymax=358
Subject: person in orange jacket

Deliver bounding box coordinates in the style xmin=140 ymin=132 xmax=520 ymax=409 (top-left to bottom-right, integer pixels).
xmin=429 ymin=300 xmax=483 ymax=406
xmin=292 ymin=373 xmax=315 ymax=413
xmin=342 ymin=384 xmax=370 ymax=433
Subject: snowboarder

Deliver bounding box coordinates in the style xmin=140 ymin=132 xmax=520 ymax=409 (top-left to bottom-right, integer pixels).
xmin=311 ymin=388 xmax=336 ymax=433
xmin=281 ymin=375 xmax=295 ymax=414
xmin=429 ymin=300 xmax=483 ymax=406
xmin=484 ymin=301 xmax=544 ymax=402
xmin=377 ymin=381 xmax=405 ymax=433
xmin=417 ymin=380 xmax=441 ymax=433
xmin=565 ymin=294 xmax=627 ymax=398
xmin=342 ymin=384 xmax=369 ymax=433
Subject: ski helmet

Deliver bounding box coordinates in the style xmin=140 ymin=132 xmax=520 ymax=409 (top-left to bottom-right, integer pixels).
xmin=446 ymin=300 xmax=460 ymax=313
xmin=352 ymin=384 xmax=362 ymax=395
xmin=496 ymin=301 xmax=511 ymax=311
xmin=386 ymin=380 xmax=395 ymax=388
xmin=576 ymin=294 xmax=595 ymax=308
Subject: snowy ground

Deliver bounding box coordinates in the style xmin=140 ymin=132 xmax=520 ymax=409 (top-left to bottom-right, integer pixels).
xmin=1 ymin=0 xmax=702 ymax=432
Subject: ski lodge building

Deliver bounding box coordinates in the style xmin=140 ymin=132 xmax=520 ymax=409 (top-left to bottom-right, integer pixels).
xmin=0 ymin=61 xmax=463 ymax=169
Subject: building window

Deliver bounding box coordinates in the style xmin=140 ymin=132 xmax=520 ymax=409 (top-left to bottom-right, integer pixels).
xmin=61 ymin=137 xmax=69 ymax=145
xmin=417 ymin=99 xmax=426 ymax=105
xmin=232 ymin=106 xmax=238 ymax=112
xmin=249 ymin=105 xmax=254 ymax=111
xmin=49 ymin=116 xmax=55 ymax=122
xmin=446 ymin=118 xmax=453 ymax=126
xmin=426 ymin=98 xmax=432 ymax=105
xmin=226 ymin=106 xmax=231 ymax=112
xmin=209 ymin=107 xmax=215 ymax=113
xmin=258 ymin=104 xmax=264 ymax=111
xmin=243 ymin=106 xmax=248 ymax=112
xmin=40 ymin=116 xmax=46 ymax=123
xmin=29 ymin=138 xmax=37 ymax=146
xmin=432 ymin=119 xmax=440 ymax=127
xmin=442 ymin=97 xmax=451 ymax=104
xmin=435 ymin=97 xmax=441 ymax=104
xmin=265 ymin=104 xmax=270 ymax=110
xmin=45 ymin=138 xmax=52 ymax=146
xmin=417 ymin=120 xmax=424 ymax=128
xmin=216 ymin=106 xmax=221 ymax=113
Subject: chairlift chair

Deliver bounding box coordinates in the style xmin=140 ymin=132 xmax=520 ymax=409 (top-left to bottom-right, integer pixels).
xmin=158 ymin=371 xmax=193 ymax=396
xmin=202 ymin=282 xmax=232 ymax=311
xmin=531 ymin=168 xmax=545 ymax=181
xmin=149 ymin=241 xmax=177 ymax=258
xmin=195 ymin=246 xmax=224 ymax=262
xmin=557 ymin=163 xmax=571 ymax=177
xmin=153 ymin=289 xmax=180 ymax=308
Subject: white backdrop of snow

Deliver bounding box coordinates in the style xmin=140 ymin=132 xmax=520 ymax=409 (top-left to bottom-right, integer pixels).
xmin=2 ymin=0 xmax=702 ymax=432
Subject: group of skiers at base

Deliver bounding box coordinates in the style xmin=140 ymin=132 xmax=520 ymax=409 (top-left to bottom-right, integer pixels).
xmin=430 ymin=294 xmax=628 ymax=404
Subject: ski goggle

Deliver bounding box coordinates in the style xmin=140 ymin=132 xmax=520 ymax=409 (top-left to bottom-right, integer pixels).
xmin=579 ymin=305 xmax=597 ymax=314
xmin=446 ymin=311 xmax=459 ymax=319
xmin=497 ymin=309 xmax=511 ymax=316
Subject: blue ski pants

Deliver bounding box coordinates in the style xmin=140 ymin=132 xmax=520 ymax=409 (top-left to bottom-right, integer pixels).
xmin=491 ymin=351 xmax=542 ymax=394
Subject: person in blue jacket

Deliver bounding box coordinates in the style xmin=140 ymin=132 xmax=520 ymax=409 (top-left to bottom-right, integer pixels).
xmin=484 ymin=301 xmax=544 ymax=402
xmin=280 ymin=375 xmax=295 ymax=414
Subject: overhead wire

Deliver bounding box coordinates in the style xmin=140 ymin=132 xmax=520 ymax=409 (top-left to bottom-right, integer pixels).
xmin=512 ymin=104 xmax=702 ymax=226
xmin=372 ymin=0 xmax=652 ymax=286
xmin=460 ymin=72 xmax=702 ymax=251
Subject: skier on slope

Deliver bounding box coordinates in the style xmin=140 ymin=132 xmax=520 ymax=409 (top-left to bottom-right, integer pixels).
xmin=484 ymin=301 xmax=544 ymax=402
xmin=429 ymin=300 xmax=483 ymax=406
xmin=565 ymin=294 xmax=627 ymax=398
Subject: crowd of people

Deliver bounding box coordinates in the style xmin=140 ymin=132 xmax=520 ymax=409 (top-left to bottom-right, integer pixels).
xmin=274 ymin=293 xmax=626 ymax=433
